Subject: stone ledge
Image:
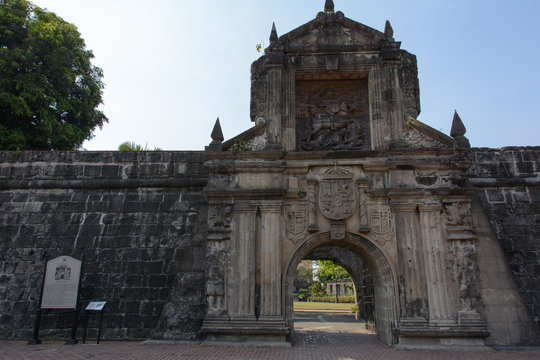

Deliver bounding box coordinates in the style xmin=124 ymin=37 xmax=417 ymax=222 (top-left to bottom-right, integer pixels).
xmin=469 ymin=177 xmax=540 ymax=187
xmin=0 ymin=178 xmax=208 ymax=190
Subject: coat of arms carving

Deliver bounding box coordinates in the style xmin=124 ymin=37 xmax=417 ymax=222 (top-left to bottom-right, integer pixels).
xmin=369 ymin=204 xmax=395 ymax=245
xmin=284 ymin=202 xmax=309 ymax=243
xmin=318 ymin=167 xmax=356 ymax=220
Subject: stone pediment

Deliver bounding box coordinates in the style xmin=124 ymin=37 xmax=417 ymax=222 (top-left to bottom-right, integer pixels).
xmin=403 ymin=119 xmax=456 ymax=150
xmin=277 ymin=11 xmax=393 ymax=52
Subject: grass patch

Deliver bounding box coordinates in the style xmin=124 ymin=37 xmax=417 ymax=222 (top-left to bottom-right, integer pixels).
xmin=294 ymin=301 xmax=355 ymax=311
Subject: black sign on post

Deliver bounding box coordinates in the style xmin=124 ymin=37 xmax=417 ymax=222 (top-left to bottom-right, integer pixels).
xmin=28 ymin=254 xmax=84 ymax=346
xmin=82 ymin=302 xmax=107 ymax=344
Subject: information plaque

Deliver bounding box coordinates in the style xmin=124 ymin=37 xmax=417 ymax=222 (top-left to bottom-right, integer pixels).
xmin=41 ymin=256 xmax=82 ymax=309
xmin=85 ymin=301 xmax=106 ymax=311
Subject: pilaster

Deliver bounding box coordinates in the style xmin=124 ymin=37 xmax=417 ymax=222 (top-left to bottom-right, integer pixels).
xmin=392 ymin=201 xmax=428 ymax=324
xmin=229 ymin=202 xmax=258 ymax=317
xmin=258 ymin=201 xmax=283 ymax=316
xmin=418 ymin=201 xmax=454 ymax=325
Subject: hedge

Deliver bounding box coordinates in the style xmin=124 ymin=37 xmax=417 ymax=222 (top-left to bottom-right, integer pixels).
xmin=309 ymin=296 xmax=355 ymax=303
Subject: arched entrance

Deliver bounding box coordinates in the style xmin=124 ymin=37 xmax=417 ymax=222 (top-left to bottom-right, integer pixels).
xmin=305 ymin=246 xmax=372 ymax=325
xmin=284 ymin=232 xmax=398 ymax=345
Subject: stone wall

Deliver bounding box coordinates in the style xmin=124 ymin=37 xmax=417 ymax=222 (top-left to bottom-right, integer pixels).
xmin=0 ymin=151 xmax=208 ymax=340
xmin=468 ymin=147 xmax=540 ymax=332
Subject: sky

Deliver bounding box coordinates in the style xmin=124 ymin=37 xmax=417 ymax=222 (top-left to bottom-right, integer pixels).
xmin=33 ymin=0 xmax=540 ymax=150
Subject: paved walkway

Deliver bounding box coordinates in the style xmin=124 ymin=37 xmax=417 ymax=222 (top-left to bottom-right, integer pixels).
xmin=1 ymin=313 xmax=539 ymax=360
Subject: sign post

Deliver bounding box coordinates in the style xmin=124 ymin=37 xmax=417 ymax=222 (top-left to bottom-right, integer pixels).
xmin=27 ymin=253 xmax=48 ymax=345
xmin=82 ymin=301 xmax=107 ymax=344
xmin=27 ymin=255 xmax=84 ymax=345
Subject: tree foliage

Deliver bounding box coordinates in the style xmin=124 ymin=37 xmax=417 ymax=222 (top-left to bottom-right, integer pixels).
xmin=294 ymin=260 xmax=314 ymax=291
xmin=118 ymin=141 xmax=162 ymax=151
xmin=316 ymin=260 xmax=351 ymax=284
xmin=0 ymin=0 xmax=107 ymax=150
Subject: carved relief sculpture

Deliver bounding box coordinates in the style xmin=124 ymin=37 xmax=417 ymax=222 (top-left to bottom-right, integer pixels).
xmin=443 ymin=201 xmax=475 ymax=241
xmin=369 ymin=199 xmax=395 ymax=246
xmin=318 ymin=167 xmax=356 ymax=220
xmin=296 ymin=80 xmax=370 ymax=151
xmin=206 ymin=204 xmax=233 ymax=315
xmin=206 ymin=240 xmax=229 ymax=316
xmin=284 ymin=202 xmax=309 ymax=243
xmin=443 ymin=201 xmax=483 ymax=325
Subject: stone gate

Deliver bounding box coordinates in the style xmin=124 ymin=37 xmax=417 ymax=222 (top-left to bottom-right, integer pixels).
xmin=1 ymin=0 xmax=539 ymax=350
xmin=198 ymin=1 xmax=538 ymax=348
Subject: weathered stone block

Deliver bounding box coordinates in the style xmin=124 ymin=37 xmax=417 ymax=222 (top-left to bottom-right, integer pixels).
xmin=101 ymin=165 xmax=120 ymax=177
xmin=516 ymin=161 xmax=535 ymax=175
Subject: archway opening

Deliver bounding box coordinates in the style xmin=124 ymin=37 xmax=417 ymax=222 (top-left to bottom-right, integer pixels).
xmin=293 ymin=257 xmax=374 ymax=336
xmin=284 ymin=232 xmax=397 ymax=345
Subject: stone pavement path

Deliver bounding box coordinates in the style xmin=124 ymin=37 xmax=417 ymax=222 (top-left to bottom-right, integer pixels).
xmin=1 ymin=313 xmax=539 ymax=360
xmin=1 ymin=333 xmax=540 ymax=360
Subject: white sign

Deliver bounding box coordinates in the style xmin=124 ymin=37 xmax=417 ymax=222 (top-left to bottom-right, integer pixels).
xmin=86 ymin=301 xmax=106 ymax=311
xmin=41 ymin=256 xmax=81 ymax=309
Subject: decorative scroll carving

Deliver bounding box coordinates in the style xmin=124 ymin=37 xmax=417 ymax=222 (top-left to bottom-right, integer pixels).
xmin=206 ymin=239 xmax=229 ymax=315
xmin=208 ymin=204 xmax=233 ymax=233
xmin=443 ymin=201 xmax=475 ymax=241
xmin=318 ymin=167 xmax=356 ymax=220
xmin=454 ymin=241 xmax=483 ymax=325
xmin=403 ymin=127 xmax=445 ymax=149
xmin=296 ymin=80 xmax=370 ymax=151
xmin=443 ymin=200 xmax=483 ymax=325
xmin=206 ymin=204 xmax=232 ymax=315
xmin=368 ymin=199 xmax=395 ymax=245
xmin=283 ymin=202 xmax=309 ymax=243
xmin=330 ymin=220 xmax=346 ymax=240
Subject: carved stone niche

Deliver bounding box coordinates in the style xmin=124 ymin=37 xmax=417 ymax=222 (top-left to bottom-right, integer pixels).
xmin=296 ymin=79 xmax=371 ymax=151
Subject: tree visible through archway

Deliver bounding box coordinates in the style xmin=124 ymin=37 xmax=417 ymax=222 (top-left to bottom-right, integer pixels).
xmin=292 ymin=256 xmax=375 ymax=337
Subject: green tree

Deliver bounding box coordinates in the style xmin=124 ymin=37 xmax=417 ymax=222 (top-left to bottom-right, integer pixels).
xmin=316 ymin=260 xmax=351 ymax=283
xmin=0 ymin=0 xmax=107 ymax=150
xmin=307 ymin=281 xmax=326 ymax=298
xmin=294 ymin=260 xmax=314 ymax=291
xmin=316 ymin=260 xmax=351 ymax=303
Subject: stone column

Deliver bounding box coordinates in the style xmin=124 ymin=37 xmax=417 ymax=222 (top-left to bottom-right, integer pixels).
xmin=418 ymin=201 xmax=454 ymax=325
xmin=307 ymin=180 xmax=319 ymax=232
xmin=258 ymin=201 xmax=283 ymax=316
xmin=368 ymin=67 xmax=386 ymax=150
xmin=266 ymin=45 xmax=284 ymax=149
xmin=357 ymin=181 xmax=369 ymax=232
xmin=392 ymin=201 xmax=428 ymax=324
xmin=229 ymin=202 xmax=257 ymax=317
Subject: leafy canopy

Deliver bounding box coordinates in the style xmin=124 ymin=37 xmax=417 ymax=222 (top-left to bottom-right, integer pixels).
xmin=316 ymin=260 xmax=351 ymax=283
xmin=0 ymin=0 xmax=107 ymax=150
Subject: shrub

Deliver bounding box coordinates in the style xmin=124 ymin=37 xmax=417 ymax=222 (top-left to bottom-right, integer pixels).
xmin=309 ymin=296 xmax=355 ymax=303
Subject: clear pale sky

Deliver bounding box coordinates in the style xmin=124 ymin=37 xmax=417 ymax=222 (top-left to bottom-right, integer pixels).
xmin=34 ymin=0 xmax=540 ymax=150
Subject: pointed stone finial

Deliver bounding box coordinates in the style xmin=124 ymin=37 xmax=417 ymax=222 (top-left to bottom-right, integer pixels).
xmin=270 ymin=22 xmax=278 ymax=45
xmin=450 ymin=111 xmax=470 ymax=149
xmin=211 ymin=117 xmax=224 ymax=144
xmin=324 ymin=0 xmax=335 ymax=13
xmin=450 ymin=111 xmax=466 ymax=138
xmin=384 ymin=20 xmax=394 ymax=40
